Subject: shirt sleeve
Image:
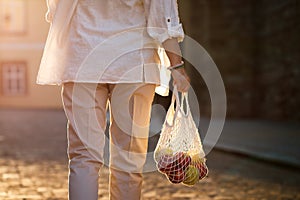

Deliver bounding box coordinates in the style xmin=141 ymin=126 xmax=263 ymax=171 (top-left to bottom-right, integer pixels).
xmin=45 ymin=0 xmax=59 ymax=23
xmin=145 ymin=0 xmax=184 ymax=44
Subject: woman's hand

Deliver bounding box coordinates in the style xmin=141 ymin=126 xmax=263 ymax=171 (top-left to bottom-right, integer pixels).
xmin=171 ymin=67 xmax=190 ymax=92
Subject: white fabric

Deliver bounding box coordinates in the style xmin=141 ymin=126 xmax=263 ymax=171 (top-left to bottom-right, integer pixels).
xmin=37 ymin=0 xmax=184 ymax=96
xmin=154 ymin=87 xmax=206 ymax=158
xmin=45 ymin=0 xmax=59 ymax=22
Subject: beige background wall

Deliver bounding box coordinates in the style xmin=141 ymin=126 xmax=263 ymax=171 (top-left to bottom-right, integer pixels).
xmin=0 ymin=0 xmax=62 ymax=108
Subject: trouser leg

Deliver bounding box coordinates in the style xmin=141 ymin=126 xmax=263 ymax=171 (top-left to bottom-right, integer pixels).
xmin=62 ymin=82 xmax=108 ymax=200
xmin=108 ymin=83 xmax=156 ymax=200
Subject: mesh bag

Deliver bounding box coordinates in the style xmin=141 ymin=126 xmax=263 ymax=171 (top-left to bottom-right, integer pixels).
xmin=154 ymin=86 xmax=208 ymax=186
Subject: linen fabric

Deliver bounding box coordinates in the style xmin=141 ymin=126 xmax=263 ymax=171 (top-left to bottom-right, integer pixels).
xmin=37 ymin=0 xmax=184 ymax=96
xmin=62 ymin=82 xmax=156 ymax=200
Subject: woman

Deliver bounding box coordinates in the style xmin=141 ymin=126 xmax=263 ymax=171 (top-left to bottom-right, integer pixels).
xmin=37 ymin=0 xmax=190 ymax=199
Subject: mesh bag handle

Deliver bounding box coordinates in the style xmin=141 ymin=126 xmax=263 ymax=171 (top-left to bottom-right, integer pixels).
xmin=165 ymin=86 xmax=190 ymax=126
xmin=165 ymin=85 xmax=180 ymax=127
xmin=180 ymin=92 xmax=190 ymax=117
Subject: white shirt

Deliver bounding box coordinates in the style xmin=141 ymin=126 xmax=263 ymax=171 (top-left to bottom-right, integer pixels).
xmin=37 ymin=0 xmax=184 ymax=96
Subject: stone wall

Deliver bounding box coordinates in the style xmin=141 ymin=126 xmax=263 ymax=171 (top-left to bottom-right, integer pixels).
xmin=178 ymin=0 xmax=300 ymax=121
xmin=255 ymin=0 xmax=300 ymax=120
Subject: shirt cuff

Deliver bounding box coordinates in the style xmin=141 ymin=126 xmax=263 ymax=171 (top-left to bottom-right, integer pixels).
xmin=147 ymin=23 xmax=184 ymax=45
xmin=167 ymin=23 xmax=184 ymax=43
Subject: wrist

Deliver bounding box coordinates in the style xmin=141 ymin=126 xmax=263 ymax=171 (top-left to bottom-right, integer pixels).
xmin=170 ymin=59 xmax=183 ymax=66
xmin=167 ymin=61 xmax=185 ymax=71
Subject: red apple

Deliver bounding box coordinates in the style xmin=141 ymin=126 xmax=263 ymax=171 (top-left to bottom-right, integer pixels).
xmin=167 ymin=168 xmax=185 ymax=184
xmin=157 ymin=155 xmax=175 ymax=174
xmin=194 ymin=162 xmax=208 ymax=180
xmin=174 ymin=152 xmax=192 ymax=170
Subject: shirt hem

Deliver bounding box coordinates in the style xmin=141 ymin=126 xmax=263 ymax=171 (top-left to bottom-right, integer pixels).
xmin=37 ymin=80 xmax=161 ymax=86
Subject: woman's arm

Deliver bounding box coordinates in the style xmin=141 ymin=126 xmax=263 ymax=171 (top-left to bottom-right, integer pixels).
xmin=163 ymin=38 xmax=190 ymax=92
xmin=145 ymin=0 xmax=190 ymax=92
xmin=162 ymin=38 xmax=182 ymax=66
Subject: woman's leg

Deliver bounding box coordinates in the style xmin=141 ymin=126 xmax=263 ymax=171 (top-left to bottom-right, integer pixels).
xmin=62 ymin=82 xmax=109 ymax=200
xmin=108 ymin=83 xmax=156 ymax=200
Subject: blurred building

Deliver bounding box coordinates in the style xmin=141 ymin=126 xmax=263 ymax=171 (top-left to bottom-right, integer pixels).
xmin=179 ymin=0 xmax=300 ymax=121
xmin=0 ymin=0 xmax=62 ymax=108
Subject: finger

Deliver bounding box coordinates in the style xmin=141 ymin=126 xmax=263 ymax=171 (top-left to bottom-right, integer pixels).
xmin=181 ymin=82 xmax=190 ymax=93
xmin=178 ymin=85 xmax=187 ymax=93
xmin=172 ymin=80 xmax=177 ymax=87
xmin=183 ymin=86 xmax=190 ymax=92
xmin=178 ymin=84 xmax=186 ymax=93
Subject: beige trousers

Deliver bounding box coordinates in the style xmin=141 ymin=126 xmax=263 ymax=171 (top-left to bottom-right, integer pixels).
xmin=61 ymin=82 xmax=156 ymax=200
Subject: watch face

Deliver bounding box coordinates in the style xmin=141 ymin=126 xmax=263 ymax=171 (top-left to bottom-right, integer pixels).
xmin=0 ymin=0 xmax=26 ymax=34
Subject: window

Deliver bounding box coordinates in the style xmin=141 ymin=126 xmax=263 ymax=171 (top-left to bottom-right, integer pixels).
xmin=0 ymin=0 xmax=26 ymax=34
xmin=1 ymin=62 xmax=27 ymax=96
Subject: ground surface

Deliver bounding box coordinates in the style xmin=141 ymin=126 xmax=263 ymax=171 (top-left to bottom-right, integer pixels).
xmin=0 ymin=109 xmax=300 ymax=200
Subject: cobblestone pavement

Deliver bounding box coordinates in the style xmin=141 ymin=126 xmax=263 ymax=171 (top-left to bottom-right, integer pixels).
xmin=1 ymin=109 xmax=300 ymax=200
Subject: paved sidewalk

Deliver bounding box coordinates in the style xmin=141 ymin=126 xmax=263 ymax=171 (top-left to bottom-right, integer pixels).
xmin=1 ymin=109 xmax=299 ymax=167
xmin=1 ymin=109 xmax=300 ymax=200
xmin=200 ymin=119 xmax=300 ymax=168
